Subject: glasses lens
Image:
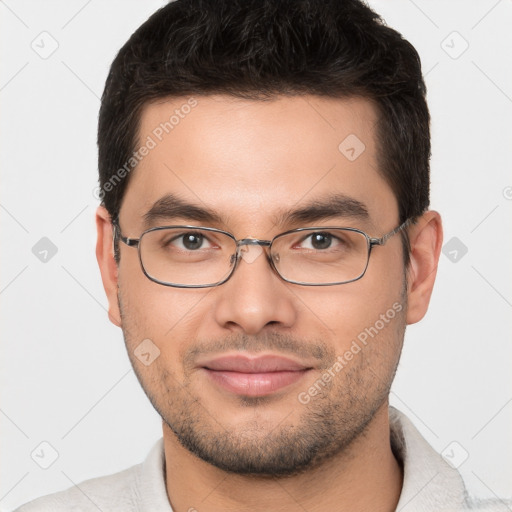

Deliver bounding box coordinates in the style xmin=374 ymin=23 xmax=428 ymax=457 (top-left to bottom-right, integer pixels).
xmin=272 ymin=228 xmax=369 ymax=285
xmin=140 ymin=228 xmax=236 ymax=286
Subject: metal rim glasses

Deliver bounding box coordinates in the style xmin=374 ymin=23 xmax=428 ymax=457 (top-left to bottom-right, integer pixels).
xmin=112 ymin=218 xmax=411 ymax=288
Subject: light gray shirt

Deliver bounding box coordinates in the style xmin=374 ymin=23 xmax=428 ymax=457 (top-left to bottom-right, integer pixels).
xmin=14 ymin=407 xmax=508 ymax=511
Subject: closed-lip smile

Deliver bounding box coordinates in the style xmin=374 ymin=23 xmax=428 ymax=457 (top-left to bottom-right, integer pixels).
xmin=199 ymin=354 xmax=313 ymax=397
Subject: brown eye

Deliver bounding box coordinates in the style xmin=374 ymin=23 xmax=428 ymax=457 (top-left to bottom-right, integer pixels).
xmin=181 ymin=233 xmax=204 ymax=250
xmin=310 ymin=233 xmax=332 ymax=250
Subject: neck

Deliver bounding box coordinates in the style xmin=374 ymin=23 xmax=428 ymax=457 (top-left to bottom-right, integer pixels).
xmin=162 ymin=403 xmax=403 ymax=512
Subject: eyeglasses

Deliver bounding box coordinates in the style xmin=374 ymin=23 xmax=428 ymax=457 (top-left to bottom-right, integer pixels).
xmin=112 ymin=219 xmax=410 ymax=288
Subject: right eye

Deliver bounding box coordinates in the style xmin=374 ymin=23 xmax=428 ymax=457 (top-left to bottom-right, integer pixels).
xmin=166 ymin=232 xmax=213 ymax=251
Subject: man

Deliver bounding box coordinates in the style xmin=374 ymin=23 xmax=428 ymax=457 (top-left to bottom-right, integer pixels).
xmin=14 ymin=0 xmax=508 ymax=511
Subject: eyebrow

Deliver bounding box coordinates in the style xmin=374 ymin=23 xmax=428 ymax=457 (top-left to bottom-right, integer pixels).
xmin=142 ymin=192 xmax=370 ymax=229
xmin=142 ymin=194 xmax=223 ymax=228
xmin=277 ymin=194 xmax=370 ymax=225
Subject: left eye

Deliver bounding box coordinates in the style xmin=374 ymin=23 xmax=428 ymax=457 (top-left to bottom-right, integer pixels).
xmin=308 ymin=232 xmax=332 ymax=250
xmin=299 ymin=232 xmax=342 ymax=250
xmin=180 ymin=233 xmax=206 ymax=250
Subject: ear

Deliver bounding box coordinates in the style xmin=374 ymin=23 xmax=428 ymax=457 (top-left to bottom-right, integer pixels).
xmin=95 ymin=205 xmax=122 ymax=327
xmin=405 ymin=211 xmax=443 ymax=325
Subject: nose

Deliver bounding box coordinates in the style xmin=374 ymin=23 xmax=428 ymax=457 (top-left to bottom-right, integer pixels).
xmin=213 ymin=243 xmax=297 ymax=335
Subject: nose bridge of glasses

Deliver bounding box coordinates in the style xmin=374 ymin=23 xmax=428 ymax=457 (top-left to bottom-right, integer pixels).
xmin=233 ymin=238 xmax=274 ymax=266
xmin=236 ymin=238 xmax=272 ymax=249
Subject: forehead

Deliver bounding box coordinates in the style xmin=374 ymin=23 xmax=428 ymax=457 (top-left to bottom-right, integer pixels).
xmin=120 ymin=94 xmax=397 ymax=231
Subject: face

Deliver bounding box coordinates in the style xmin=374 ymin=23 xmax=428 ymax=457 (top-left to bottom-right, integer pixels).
xmin=105 ymin=94 xmax=410 ymax=476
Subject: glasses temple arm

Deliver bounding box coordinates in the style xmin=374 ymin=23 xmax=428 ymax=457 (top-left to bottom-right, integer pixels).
xmin=112 ymin=219 xmax=140 ymax=248
xmin=369 ymin=218 xmax=412 ymax=246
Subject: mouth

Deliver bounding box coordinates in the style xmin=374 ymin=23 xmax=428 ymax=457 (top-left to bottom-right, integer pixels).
xmin=199 ymin=354 xmax=313 ymax=397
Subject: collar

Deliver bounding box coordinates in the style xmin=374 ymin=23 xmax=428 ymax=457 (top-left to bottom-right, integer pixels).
xmin=390 ymin=406 xmax=469 ymax=511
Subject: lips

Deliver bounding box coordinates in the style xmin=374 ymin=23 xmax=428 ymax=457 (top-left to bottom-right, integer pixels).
xmin=203 ymin=355 xmax=309 ymax=373
xmin=200 ymin=354 xmax=312 ymax=397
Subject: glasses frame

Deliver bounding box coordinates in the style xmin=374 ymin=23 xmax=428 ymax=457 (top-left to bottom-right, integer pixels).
xmin=112 ymin=218 xmax=411 ymax=288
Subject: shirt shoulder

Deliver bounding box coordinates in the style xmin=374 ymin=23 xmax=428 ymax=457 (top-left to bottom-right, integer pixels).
xmin=13 ymin=439 xmax=171 ymax=512
xmin=13 ymin=464 xmax=142 ymax=512
xmin=389 ymin=407 xmax=511 ymax=512
xmin=464 ymin=497 xmax=512 ymax=511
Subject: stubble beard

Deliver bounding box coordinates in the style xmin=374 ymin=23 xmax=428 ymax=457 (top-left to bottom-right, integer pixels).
xmin=118 ymin=292 xmax=407 ymax=477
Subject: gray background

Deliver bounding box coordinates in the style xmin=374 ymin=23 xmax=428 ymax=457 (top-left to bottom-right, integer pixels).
xmin=1 ymin=0 xmax=511 ymax=509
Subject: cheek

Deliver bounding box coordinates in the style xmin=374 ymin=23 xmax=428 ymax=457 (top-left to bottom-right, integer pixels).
xmin=118 ymin=269 xmax=208 ymax=360
xmin=289 ymin=252 xmax=405 ymax=354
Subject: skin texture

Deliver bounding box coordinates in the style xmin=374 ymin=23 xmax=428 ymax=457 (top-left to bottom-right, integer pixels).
xmin=96 ymin=94 xmax=443 ymax=511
